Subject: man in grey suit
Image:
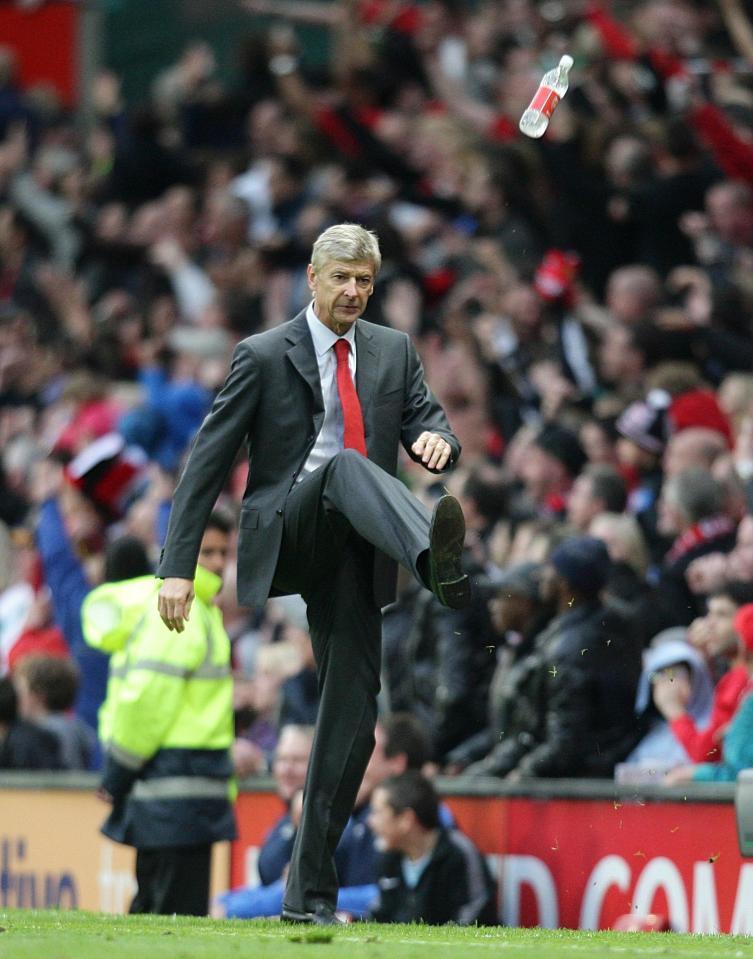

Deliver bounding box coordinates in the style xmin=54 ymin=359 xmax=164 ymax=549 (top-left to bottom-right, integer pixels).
xmin=156 ymin=223 xmax=469 ymax=924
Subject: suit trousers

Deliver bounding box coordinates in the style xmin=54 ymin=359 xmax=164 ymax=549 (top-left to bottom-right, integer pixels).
xmin=276 ymin=450 xmax=431 ymax=914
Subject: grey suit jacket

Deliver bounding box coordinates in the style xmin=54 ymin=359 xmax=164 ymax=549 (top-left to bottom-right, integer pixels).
xmin=157 ymin=310 xmax=460 ymax=607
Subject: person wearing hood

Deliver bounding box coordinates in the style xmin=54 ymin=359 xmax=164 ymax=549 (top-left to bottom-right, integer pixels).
xmin=81 ymin=515 xmax=236 ymax=916
xmin=616 ymin=629 xmax=714 ymax=782
xmin=665 ymin=603 xmax=753 ymax=786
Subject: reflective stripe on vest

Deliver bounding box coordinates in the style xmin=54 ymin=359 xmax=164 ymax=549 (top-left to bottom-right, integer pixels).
xmin=109 ymin=741 xmax=145 ymax=770
xmin=109 ymin=659 xmax=231 ymax=680
xmin=131 ymin=776 xmax=230 ymax=801
xmin=109 ymin=604 xmax=230 ymax=682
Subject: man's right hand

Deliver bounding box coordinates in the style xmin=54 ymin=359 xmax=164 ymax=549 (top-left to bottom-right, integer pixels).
xmin=157 ymin=577 xmax=194 ymax=632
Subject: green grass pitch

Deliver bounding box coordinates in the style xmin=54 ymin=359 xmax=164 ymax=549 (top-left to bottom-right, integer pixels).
xmin=1 ymin=911 xmax=752 ymax=959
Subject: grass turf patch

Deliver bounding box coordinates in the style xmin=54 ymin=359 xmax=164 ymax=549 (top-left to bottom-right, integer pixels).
xmin=1 ymin=910 xmax=752 ymax=959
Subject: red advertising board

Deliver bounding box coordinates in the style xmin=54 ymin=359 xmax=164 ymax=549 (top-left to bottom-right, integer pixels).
xmin=232 ymin=791 xmax=750 ymax=933
xmin=0 ymin=3 xmax=78 ymax=106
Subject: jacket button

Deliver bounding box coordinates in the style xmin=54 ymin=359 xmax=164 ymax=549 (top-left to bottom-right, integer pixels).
xmin=276 ymin=508 xmax=283 ymax=516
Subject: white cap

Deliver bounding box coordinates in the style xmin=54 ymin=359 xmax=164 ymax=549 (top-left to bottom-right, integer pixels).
xmin=559 ymin=54 xmax=574 ymax=72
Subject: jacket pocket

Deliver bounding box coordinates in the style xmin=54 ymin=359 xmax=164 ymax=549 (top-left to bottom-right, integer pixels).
xmin=239 ymin=508 xmax=259 ymax=530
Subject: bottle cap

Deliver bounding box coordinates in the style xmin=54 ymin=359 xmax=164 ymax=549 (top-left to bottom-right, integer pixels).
xmin=559 ymin=54 xmax=574 ymax=72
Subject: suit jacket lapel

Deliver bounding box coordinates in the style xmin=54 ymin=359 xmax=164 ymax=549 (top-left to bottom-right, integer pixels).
xmin=355 ymin=322 xmax=379 ymax=431
xmin=285 ymin=311 xmax=325 ymax=428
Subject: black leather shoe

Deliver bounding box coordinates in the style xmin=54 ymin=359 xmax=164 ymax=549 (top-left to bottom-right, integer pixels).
xmin=428 ymin=494 xmax=471 ymax=609
xmin=281 ymin=904 xmax=343 ymax=926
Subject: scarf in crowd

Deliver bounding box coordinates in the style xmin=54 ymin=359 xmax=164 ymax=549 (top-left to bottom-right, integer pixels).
xmin=665 ymin=515 xmax=737 ymax=566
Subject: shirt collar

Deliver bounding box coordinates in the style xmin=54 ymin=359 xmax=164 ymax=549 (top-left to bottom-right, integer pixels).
xmin=306 ymin=301 xmax=357 ymax=357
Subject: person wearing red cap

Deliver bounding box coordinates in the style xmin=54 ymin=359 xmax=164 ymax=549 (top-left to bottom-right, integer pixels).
xmin=669 ymin=389 xmax=734 ymax=449
xmin=665 ymin=602 xmax=753 ymax=784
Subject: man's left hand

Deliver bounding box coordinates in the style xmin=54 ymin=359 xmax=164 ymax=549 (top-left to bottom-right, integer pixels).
xmin=412 ymin=432 xmax=452 ymax=471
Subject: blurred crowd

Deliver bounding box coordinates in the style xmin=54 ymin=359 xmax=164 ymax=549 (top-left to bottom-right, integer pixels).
xmin=2 ymin=0 xmax=753 ymax=811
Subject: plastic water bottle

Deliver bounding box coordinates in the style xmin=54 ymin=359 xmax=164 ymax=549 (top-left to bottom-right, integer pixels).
xmin=519 ymin=55 xmax=574 ymax=139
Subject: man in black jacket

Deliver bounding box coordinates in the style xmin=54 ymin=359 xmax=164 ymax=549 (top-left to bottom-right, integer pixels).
xmin=368 ymin=771 xmax=496 ymax=926
xmin=0 ymin=676 xmax=61 ymax=771
xmin=468 ymin=536 xmax=641 ymax=780
xmin=502 ymin=537 xmax=642 ymax=780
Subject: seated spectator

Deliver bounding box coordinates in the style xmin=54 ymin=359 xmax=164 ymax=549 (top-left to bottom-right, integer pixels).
xmin=656 ymin=582 xmax=753 ymax=763
xmin=278 ymin=625 xmax=318 ymax=728
xmin=614 ymin=394 xmax=668 ymax=559
xmin=0 ymin=675 xmax=61 ymax=770
xmin=12 ymin=654 xmax=96 ymax=770
xmin=566 ymin=464 xmax=627 ymax=534
xmin=492 ymin=537 xmax=642 ymax=780
xmin=615 ymin=629 xmax=714 ymax=783
xmin=513 ymin=423 xmax=587 ymax=521
xmin=445 ymin=562 xmax=553 ymax=776
xmin=686 ymin=514 xmax=753 ymax=597
xmin=380 ymin=566 xmax=441 ymax=730
xmin=253 ymin=724 xmax=314 ymax=888
xmin=666 ymin=603 xmax=753 ymax=785
xmin=652 ymin=467 xmax=737 ymax=630
xmin=0 ymin=519 xmax=35 ymax=672
xmin=368 ymin=771 xmax=496 ymax=926
xmin=588 ymin=511 xmax=653 ymax=639
xmin=214 ymin=713 xmax=437 ymax=919
xmin=663 ymin=426 xmax=730 ymax=481
xmin=234 ymin=641 xmax=301 ymax=766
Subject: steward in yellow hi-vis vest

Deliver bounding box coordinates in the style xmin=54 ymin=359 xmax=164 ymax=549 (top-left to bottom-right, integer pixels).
xmin=82 ymin=515 xmax=236 ymax=916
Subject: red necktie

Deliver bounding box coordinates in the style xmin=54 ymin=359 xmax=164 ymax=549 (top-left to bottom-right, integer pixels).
xmin=334 ymin=338 xmax=367 ymax=456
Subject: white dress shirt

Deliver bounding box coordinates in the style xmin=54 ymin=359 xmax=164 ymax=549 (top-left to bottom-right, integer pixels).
xmin=301 ymin=302 xmax=358 ymax=477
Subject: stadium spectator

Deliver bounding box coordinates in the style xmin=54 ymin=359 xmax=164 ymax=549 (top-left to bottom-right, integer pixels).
xmin=215 ymin=713 xmax=436 ymax=919
xmin=615 ymin=628 xmax=714 ymax=783
xmin=0 ymin=674 xmax=61 ymax=770
xmin=665 ymin=602 xmax=753 ymax=785
xmin=224 ymin=723 xmax=314 ymax=903
xmin=652 ymin=467 xmax=737 ymax=629
xmin=12 ymin=654 xmax=96 ymax=770
xmin=445 ymin=562 xmax=552 ymax=777
xmin=656 ymin=582 xmax=753 ymax=763
xmin=368 ymin=771 xmax=496 ymax=926
xmin=498 ymin=537 xmax=641 ymax=780
xmin=566 ymin=464 xmax=628 ymax=533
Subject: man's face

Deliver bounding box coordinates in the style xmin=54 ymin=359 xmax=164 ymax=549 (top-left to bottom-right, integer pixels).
xmin=706 ymin=595 xmax=739 ymax=658
xmin=657 ymin=489 xmax=683 ymax=537
xmin=599 ymin=325 xmax=635 ymax=383
xmin=729 ymin=517 xmax=753 ymax=580
xmin=273 ymin=729 xmax=312 ymax=803
xmin=198 ymin=527 xmax=229 ymax=580
xmin=368 ymin=786 xmax=408 ymax=853
xmin=567 ymin=474 xmax=599 ymax=532
xmin=307 ymin=258 xmax=375 ymax=334
xmin=519 ymin=446 xmax=567 ymax=502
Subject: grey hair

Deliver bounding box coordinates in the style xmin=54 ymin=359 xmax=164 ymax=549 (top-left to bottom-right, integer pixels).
xmin=310 ymin=223 xmax=381 ymax=274
xmin=666 ymin=467 xmax=725 ymax=524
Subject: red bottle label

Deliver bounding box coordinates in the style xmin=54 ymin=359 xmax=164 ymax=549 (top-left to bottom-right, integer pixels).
xmin=529 ymin=86 xmax=560 ymax=119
